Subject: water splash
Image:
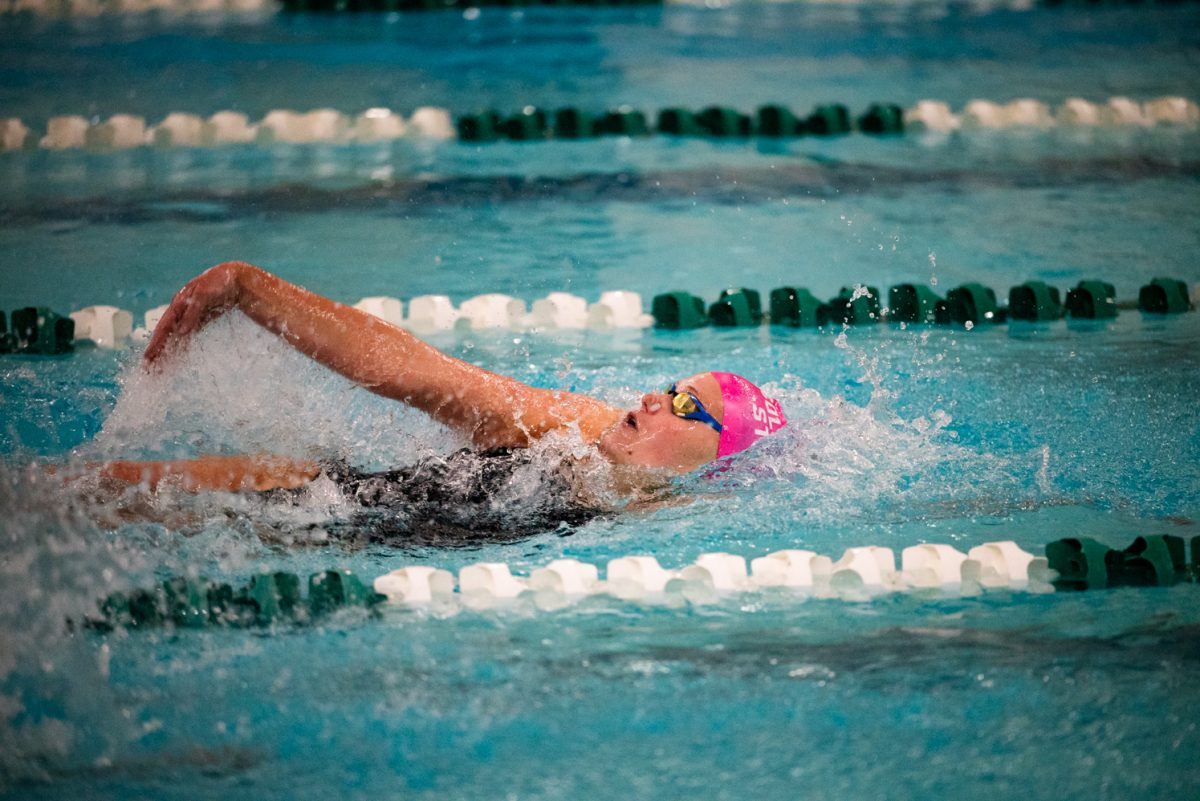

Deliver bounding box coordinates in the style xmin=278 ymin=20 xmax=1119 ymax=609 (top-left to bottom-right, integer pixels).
xmin=89 ymin=314 xmax=459 ymax=466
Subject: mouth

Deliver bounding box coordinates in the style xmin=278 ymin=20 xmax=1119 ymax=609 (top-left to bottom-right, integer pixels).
xmin=624 ymin=411 xmax=638 ymax=430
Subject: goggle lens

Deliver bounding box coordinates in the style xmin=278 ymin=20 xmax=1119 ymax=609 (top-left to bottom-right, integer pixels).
xmin=671 ymin=391 xmax=699 ymax=416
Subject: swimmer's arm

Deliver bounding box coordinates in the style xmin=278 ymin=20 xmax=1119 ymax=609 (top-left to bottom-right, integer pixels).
xmin=144 ymin=262 xmax=623 ymax=448
xmin=92 ymin=454 xmax=321 ymax=493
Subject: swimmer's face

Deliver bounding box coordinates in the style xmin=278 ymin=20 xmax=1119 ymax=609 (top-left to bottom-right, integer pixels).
xmin=597 ymin=372 xmax=723 ymax=473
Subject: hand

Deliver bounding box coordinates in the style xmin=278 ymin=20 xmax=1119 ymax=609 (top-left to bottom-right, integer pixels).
xmin=143 ymin=261 xmax=245 ymax=365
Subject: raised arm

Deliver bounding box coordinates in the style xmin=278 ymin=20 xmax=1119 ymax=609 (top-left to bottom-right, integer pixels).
xmin=143 ymin=262 xmax=621 ymax=448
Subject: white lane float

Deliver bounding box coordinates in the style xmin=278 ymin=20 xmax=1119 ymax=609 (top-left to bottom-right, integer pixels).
xmin=405 ymin=295 xmax=458 ymax=333
xmin=529 ymin=559 xmax=600 ymax=597
xmin=904 ymin=100 xmax=960 ymax=134
xmin=1 ymin=118 xmax=32 ymax=151
xmin=353 ymin=296 xmax=405 ymax=328
xmin=85 ymin=114 xmax=147 ymax=151
xmin=352 ymin=108 xmax=407 ymax=142
xmin=586 ymin=291 xmax=653 ymax=329
xmin=675 ymin=552 xmax=751 ymax=593
xmin=830 ymin=546 xmax=901 ymax=596
xmin=1099 ymin=96 xmax=1148 ymax=127
xmin=457 ymin=294 xmax=527 ymax=330
xmin=70 ymin=305 xmax=133 ymax=348
xmin=203 ymin=111 xmax=257 ymax=145
xmin=367 ymin=541 xmax=1062 ymax=611
xmin=901 ymin=544 xmax=968 ymax=590
xmin=40 ymin=116 xmax=89 ymax=150
xmin=750 ymin=549 xmax=833 ymax=589
xmin=530 ymin=292 xmax=589 ymax=330
xmin=606 ymin=556 xmax=676 ymax=600
xmin=1143 ymin=96 xmax=1200 ymax=126
xmin=408 ymin=107 xmax=455 ymax=140
xmin=1056 ymin=98 xmax=1101 ymax=127
xmin=963 ymin=541 xmax=1053 ymax=591
xmin=961 ymin=99 xmax=1006 ymax=129
xmin=151 ymin=113 xmax=205 ymax=148
xmin=1003 ymin=99 xmax=1054 ymax=128
xmin=374 ymin=566 xmax=455 ymax=604
xmin=459 ymin=563 xmax=528 ymax=607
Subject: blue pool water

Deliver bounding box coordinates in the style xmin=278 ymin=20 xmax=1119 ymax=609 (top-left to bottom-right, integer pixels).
xmin=2 ymin=3 xmax=1200 ymax=799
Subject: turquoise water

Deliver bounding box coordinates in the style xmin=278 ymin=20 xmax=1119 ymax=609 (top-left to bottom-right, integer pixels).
xmin=3 ymin=3 xmax=1200 ymax=799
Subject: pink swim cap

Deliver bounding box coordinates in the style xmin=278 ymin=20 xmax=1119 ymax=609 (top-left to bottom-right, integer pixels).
xmin=712 ymin=372 xmax=788 ymax=458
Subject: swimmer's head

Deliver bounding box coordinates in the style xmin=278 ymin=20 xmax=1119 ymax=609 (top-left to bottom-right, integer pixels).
xmin=598 ymin=371 xmax=787 ymax=472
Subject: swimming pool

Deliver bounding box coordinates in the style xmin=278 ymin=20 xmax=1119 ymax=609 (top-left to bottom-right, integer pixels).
xmin=2 ymin=2 xmax=1200 ymax=798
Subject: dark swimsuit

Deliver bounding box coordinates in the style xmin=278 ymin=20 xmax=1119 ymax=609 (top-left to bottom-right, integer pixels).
xmin=278 ymin=448 xmax=603 ymax=547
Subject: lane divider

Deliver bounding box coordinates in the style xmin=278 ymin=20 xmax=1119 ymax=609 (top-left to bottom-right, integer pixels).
xmin=2 ymin=97 xmax=1196 ymax=153
xmin=3 ymin=0 xmax=273 ymax=13
xmin=84 ymin=534 xmax=1200 ymax=631
xmin=655 ymin=277 xmax=1197 ymax=329
xmin=0 ymin=107 xmax=454 ymax=153
xmin=9 ymin=0 xmax=1198 ymax=16
xmin=3 ymin=277 xmax=1194 ymax=356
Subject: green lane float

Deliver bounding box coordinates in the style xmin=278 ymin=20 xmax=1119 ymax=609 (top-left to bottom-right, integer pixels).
xmin=858 ymin=103 xmax=905 ymax=135
xmin=162 ymin=577 xmax=211 ymax=629
xmin=1044 ymin=537 xmax=1116 ymax=590
xmin=1118 ymin=535 xmax=1190 ymax=587
xmin=806 ymin=104 xmax=852 ymax=136
xmin=828 ymin=285 xmax=882 ymax=325
xmin=89 ymin=569 xmax=384 ymax=631
xmin=657 ymin=108 xmax=705 ymax=137
xmin=1138 ymin=277 xmax=1193 ymax=314
xmin=888 ymin=284 xmax=948 ymax=324
xmin=709 ymin=288 xmax=763 ymax=327
xmin=652 ymin=292 xmax=709 ymax=330
xmin=696 ymin=107 xmax=753 ymax=138
xmin=309 ymin=569 xmax=379 ymax=614
xmin=946 ymin=283 xmax=1002 ymax=326
xmin=597 ymin=107 xmax=649 ymax=137
xmin=757 ymin=105 xmax=803 ymax=137
xmin=8 ymin=307 xmax=75 ymax=355
xmin=1065 ymin=280 xmax=1118 ymax=319
xmin=503 ymin=106 xmax=547 ymax=141
xmin=1008 ymin=281 xmax=1064 ymax=321
xmin=553 ymin=108 xmax=597 ymax=139
xmin=248 ymin=571 xmax=303 ymax=623
xmin=457 ymin=110 xmax=502 ymax=142
xmin=769 ymin=287 xmax=825 ymax=327
xmin=1046 ymin=535 xmax=1194 ymax=591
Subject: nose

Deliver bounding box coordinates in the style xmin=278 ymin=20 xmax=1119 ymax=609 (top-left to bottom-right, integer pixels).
xmin=640 ymin=392 xmax=665 ymax=413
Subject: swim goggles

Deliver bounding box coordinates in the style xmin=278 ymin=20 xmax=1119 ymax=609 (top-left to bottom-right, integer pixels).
xmin=665 ymin=383 xmax=723 ymax=433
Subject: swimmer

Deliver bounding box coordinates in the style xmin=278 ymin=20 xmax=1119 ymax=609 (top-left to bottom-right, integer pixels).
xmin=88 ymin=262 xmax=787 ymax=539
